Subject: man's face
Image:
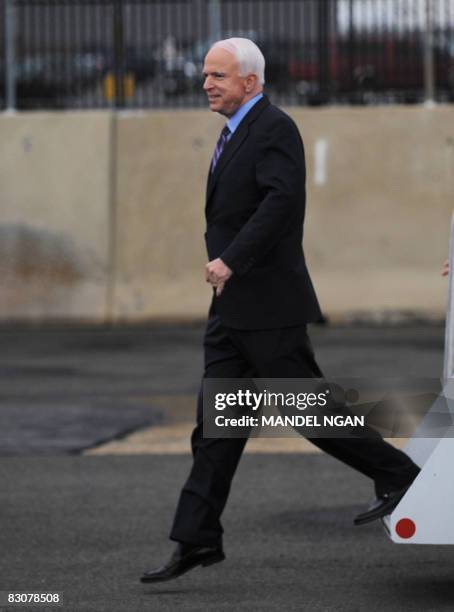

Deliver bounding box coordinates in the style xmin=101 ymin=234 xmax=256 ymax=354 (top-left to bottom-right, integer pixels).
xmin=203 ymin=47 xmax=251 ymax=117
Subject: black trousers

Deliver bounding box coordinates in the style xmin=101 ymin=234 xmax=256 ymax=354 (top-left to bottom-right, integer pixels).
xmin=169 ymin=309 xmax=420 ymax=548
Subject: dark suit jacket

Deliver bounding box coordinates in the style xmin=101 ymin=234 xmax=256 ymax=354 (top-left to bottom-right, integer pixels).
xmin=205 ymin=94 xmax=322 ymax=330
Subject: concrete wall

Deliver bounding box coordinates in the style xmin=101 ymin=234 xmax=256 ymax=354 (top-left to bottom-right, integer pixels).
xmin=0 ymin=106 xmax=453 ymax=322
xmin=293 ymin=106 xmax=454 ymax=318
xmin=112 ymin=110 xmax=216 ymax=321
xmin=0 ymin=112 xmax=112 ymax=320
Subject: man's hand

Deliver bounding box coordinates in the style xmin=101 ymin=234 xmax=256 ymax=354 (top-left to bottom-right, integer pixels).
xmin=205 ymin=258 xmax=232 ymax=296
xmin=442 ymin=259 xmax=449 ymax=277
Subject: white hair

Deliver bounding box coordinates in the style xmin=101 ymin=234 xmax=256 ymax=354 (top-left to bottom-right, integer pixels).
xmin=211 ymin=37 xmax=265 ymax=85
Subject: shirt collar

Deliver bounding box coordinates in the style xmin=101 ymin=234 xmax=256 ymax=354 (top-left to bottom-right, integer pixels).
xmin=227 ymin=93 xmax=264 ymax=135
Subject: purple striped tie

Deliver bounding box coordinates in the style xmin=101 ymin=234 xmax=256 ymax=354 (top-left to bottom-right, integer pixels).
xmin=210 ymin=125 xmax=230 ymax=173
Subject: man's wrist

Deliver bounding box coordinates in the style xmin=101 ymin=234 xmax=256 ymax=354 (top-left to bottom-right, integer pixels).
xmin=219 ymin=255 xmax=235 ymax=276
xmin=220 ymin=251 xmax=256 ymax=277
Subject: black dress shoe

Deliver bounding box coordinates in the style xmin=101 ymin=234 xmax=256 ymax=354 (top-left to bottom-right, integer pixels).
xmin=354 ymin=486 xmax=410 ymax=526
xmin=140 ymin=543 xmax=225 ymax=583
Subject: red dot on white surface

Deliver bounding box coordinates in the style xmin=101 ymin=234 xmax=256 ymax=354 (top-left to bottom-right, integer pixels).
xmin=396 ymin=518 xmax=416 ymax=539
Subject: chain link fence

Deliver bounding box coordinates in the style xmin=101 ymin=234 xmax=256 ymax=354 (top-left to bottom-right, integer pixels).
xmin=1 ymin=0 xmax=454 ymax=110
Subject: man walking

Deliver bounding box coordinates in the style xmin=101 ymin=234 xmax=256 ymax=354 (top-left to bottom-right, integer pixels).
xmin=141 ymin=38 xmax=419 ymax=583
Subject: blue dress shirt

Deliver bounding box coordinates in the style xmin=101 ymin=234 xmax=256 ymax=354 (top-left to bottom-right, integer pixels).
xmin=226 ymin=93 xmax=264 ymax=138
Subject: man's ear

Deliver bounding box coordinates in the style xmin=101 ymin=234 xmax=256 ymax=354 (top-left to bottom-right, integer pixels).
xmin=245 ymin=74 xmax=258 ymax=93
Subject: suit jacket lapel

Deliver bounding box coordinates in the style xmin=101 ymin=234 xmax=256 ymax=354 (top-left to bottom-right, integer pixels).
xmin=206 ymin=95 xmax=270 ymax=205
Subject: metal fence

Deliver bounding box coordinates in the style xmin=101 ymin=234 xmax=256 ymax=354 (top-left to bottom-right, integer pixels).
xmin=1 ymin=0 xmax=454 ymax=110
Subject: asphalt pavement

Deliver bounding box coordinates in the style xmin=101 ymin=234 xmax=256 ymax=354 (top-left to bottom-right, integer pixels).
xmin=0 ymin=322 xmax=451 ymax=612
xmin=0 ymin=323 xmax=445 ymax=454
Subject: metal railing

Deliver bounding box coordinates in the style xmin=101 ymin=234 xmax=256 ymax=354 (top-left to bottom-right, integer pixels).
xmin=1 ymin=0 xmax=454 ymax=110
